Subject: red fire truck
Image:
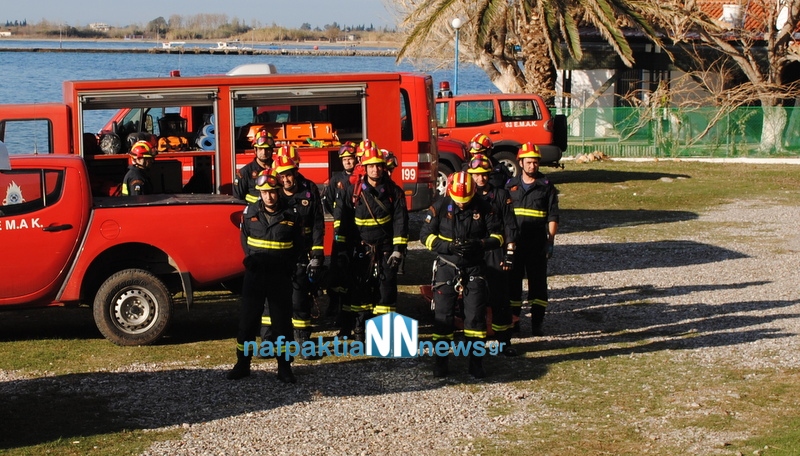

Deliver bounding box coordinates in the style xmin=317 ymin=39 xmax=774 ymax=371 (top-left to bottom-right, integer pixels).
xmin=0 ymin=149 xmax=244 ymax=345
xmin=0 ymin=64 xmax=439 ymax=213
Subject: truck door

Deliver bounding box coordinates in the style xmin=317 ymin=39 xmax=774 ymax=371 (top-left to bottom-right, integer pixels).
xmin=0 ymin=163 xmax=87 ymax=304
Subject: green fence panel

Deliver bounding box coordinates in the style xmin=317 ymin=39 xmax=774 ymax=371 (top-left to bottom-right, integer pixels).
xmin=564 ymin=106 xmax=800 ymax=157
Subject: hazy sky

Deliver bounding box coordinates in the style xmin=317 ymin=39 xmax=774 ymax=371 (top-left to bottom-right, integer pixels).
xmin=4 ymin=0 xmax=398 ymax=29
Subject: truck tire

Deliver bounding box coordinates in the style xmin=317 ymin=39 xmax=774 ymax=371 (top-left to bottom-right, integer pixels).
xmin=436 ymin=163 xmax=454 ymax=197
xmin=93 ymin=269 xmax=174 ymax=346
xmin=494 ymin=151 xmax=520 ymax=178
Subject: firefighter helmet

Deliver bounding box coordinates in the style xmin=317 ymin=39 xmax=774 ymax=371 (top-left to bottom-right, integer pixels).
xmin=338 ymin=141 xmax=356 ymax=158
xmin=517 ymin=142 xmax=542 ymax=159
xmin=447 ymin=171 xmax=476 ymax=204
xmin=381 ymin=149 xmax=398 ymax=170
xmin=130 ymin=140 xmax=155 ymax=159
xmin=356 ymin=139 xmax=377 ymax=159
xmin=254 ymin=169 xmax=281 ymax=191
xmin=360 ymin=146 xmax=385 ymax=165
xmin=466 ymin=153 xmax=492 ymax=174
xmin=273 ymin=154 xmax=298 ymax=174
xmin=274 ymin=145 xmax=301 ymax=163
xmin=469 ymin=133 xmax=493 ymax=155
xmin=253 ymin=129 xmax=275 ymax=149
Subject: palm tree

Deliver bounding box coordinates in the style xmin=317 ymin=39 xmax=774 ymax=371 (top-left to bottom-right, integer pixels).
xmin=396 ymin=0 xmax=669 ymax=100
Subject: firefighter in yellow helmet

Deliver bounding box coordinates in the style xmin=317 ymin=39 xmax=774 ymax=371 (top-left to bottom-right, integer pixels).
xmin=122 ymin=141 xmax=156 ymax=195
xmin=332 ymin=144 xmax=408 ymax=341
xmin=504 ymin=142 xmax=559 ymax=337
xmin=234 ymin=129 xmax=275 ymax=203
xmin=258 ymin=154 xmax=325 ymax=357
xmin=463 ymin=132 xmax=512 ymax=188
xmin=228 ymin=170 xmax=301 ymax=383
xmin=420 ymin=170 xmax=504 ymax=378
xmin=467 ymin=154 xmax=519 ymax=356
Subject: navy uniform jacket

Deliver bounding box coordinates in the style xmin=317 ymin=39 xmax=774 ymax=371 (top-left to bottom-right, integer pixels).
xmin=334 ymin=175 xmax=408 ymax=252
xmin=122 ymin=165 xmax=152 ymax=196
xmin=281 ymin=176 xmax=325 ymax=259
xmin=234 ymin=159 xmax=270 ymax=204
xmin=505 ymin=172 xmax=559 ymax=249
xmin=420 ymin=195 xmax=504 ymax=268
xmin=240 ymin=199 xmax=302 ymax=269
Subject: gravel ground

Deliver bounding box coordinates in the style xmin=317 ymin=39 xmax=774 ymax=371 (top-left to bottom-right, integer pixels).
xmin=3 ymin=198 xmax=799 ymax=454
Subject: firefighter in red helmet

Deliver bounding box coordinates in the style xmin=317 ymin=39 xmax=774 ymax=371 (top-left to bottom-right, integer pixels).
xmin=333 ymin=144 xmax=408 ymax=341
xmin=122 ymin=141 xmax=156 ymax=196
xmin=420 ymin=171 xmax=504 ymax=378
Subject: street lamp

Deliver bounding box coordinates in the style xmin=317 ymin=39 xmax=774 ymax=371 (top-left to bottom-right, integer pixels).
xmin=451 ymin=18 xmax=462 ymax=95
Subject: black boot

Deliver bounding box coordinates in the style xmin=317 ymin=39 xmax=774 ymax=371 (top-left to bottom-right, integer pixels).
xmin=294 ymin=329 xmax=321 ymax=360
xmin=337 ymin=310 xmax=354 ymax=338
xmin=531 ymin=305 xmax=546 ymax=337
xmin=498 ymin=332 xmax=518 ymax=357
xmin=468 ymin=353 xmax=486 ymax=379
xmin=433 ymin=355 xmax=449 ymax=377
xmin=276 ymin=358 xmax=296 ymax=384
xmin=227 ymin=349 xmax=251 ymax=380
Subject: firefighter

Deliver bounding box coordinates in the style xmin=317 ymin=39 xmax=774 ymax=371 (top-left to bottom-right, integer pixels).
xmin=266 ymin=151 xmax=325 ymax=356
xmin=420 ymin=171 xmax=504 ymax=378
xmin=333 ymin=144 xmax=408 ymax=341
xmin=121 ymin=140 xmax=155 ymax=195
xmin=234 ymin=129 xmax=275 ymax=203
xmin=505 ymin=142 xmax=559 ymax=336
xmin=228 ymin=170 xmax=300 ymax=383
xmin=464 ymin=133 xmax=511 ymax=189
xmin=467 ymin=154 xmax=518 ymax=356
xmin=322 ymin=142 xmax=358 ymax=330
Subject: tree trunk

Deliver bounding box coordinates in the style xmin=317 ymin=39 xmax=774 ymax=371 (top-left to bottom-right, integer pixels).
xmin=760 ymin=100 xmax=787 ymax=153
xmin=517 ymin=15 xmax=556 ymax=103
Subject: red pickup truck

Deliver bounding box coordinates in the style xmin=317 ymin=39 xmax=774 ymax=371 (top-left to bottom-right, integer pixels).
xmin=435 ymin=87 xmax=567 ymax=177
xmin=0 ymin=151 xmax=245 ymax=345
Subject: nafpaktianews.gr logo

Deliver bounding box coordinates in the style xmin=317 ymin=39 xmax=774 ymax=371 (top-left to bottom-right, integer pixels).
xmin=243 ymin=312 xmax=506 ymax=360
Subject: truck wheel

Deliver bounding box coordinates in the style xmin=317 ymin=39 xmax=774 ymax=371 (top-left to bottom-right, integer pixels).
xmin=436 ymin=163 xmax=454 ymax=196
xmin=494 ymin=151 xmax=520 ymax=178
xmin=93 ymin=269 xmax=174 ymax=346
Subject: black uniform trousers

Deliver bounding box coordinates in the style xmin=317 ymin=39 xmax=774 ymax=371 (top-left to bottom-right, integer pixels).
xmin=432 ymin=260 xmax=488 ymax=342
xmin=239 ymin=262 xmax=294 ymax=358
xmin=509 ymin=242 xmax=549 ymax=324
xmin=350 ymin=244 xmax=398 ymax=334
xmin=484 ymin=248 xmax=513 ymax=342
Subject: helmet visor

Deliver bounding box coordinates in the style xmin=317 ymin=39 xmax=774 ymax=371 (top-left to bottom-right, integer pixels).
xmin=255 ymin=173 xmax=280 ymax=190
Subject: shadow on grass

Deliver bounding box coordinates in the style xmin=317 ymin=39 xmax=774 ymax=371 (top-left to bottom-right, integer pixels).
xmin=550 ymin=239 xmax=747 ymax=275
xmin=558 ymin=208 xmax=699 ymax=233
xmin=548 ymin=169 xmax=691 ymax=185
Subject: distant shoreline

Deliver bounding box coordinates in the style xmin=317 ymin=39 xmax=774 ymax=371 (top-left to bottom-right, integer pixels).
xmin=0 ymin=36 xmax=401 ymax=49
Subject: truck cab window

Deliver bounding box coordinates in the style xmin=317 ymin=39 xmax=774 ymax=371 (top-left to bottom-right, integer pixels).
xmin=0 ymin=168 xmax=63 ymax=216
xmin=0 ymin=119 xmax=53 ymax=155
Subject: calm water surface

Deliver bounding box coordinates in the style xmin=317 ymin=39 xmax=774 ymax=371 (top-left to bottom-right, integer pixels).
xmin=0 ymin=40 xmax=497 ymax=105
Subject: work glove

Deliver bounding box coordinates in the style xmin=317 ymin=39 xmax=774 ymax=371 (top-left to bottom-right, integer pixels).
xmin=502 ymin=249 xmax=514 ymax=271
xmin=545 ymin=243 xmax=554 ymax=260
xmin=307 ymin=257 xmax=323 ymax=282
xmin=387 ymin=250 xmax=403 ymax=269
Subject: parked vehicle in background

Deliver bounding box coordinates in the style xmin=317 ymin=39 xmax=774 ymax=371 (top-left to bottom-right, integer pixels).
xmin=0 ymin=64 xmax=438 ymax=214
xmin=0 ymin=151 xmax=244 ymax=345
xmin=434 ymin=137 xmax=468 ymax=196
xmin=434 ymin=82 xmax=567 ymax=177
